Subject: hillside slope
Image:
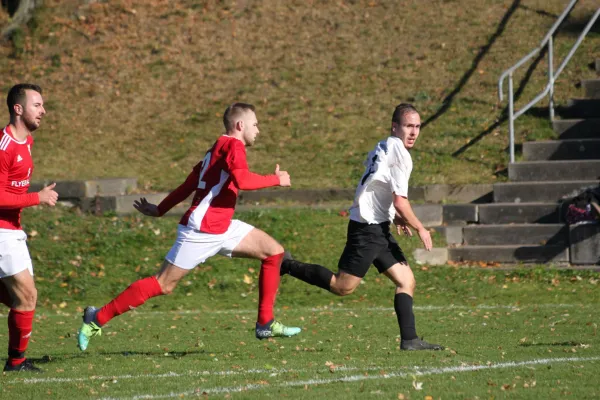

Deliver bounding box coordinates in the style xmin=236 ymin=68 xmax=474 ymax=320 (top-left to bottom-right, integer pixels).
xmin=1 ymin=0 xmax=598 ymax=191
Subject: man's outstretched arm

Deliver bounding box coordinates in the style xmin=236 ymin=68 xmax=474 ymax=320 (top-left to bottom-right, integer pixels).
xmin=393 ymin=194 xmax=432 ymax=251
xmin=134 ymin=169 xmax=199 ymax=217
xmin=231 ymin=164 xmax=290 ymax=190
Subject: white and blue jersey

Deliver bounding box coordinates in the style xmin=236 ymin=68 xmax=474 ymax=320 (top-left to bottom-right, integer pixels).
xmin=349 ymin=136 xmax=412 ymax=224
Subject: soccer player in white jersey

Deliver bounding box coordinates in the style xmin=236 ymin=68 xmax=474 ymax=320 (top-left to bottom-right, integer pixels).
xmin=0 ymin=84 xmax=59 ymax=372
xmin=77 ymin=103 xmax=301 ymax=351
xmin=281 ymin=103 xmax=444 ymax=350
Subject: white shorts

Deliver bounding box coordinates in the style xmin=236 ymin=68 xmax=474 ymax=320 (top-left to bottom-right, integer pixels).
xmin=166 ymin=220 xmax=255 ymax=270
xmin=0 ymin=229 xmax=33 ymax=279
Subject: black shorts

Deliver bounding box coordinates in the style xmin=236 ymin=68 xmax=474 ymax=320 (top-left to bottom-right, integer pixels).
xmin=337 ymin=220 xmax=407 ymax=278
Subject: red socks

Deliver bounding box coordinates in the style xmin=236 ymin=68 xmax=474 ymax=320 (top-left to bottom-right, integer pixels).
xmin=257 ymin=253 xmax=283 ymax=325
xmin=7 ymin=309 xmax=34 ymax=366
xmin=96 ymin=276 xmax=163 ymax=326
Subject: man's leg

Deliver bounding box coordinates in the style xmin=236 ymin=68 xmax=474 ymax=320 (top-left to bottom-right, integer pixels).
xmin=281 ymin=220 xmax=378 ymax=296
xmin=283 ymin=254 xmax=365 ymax=296
xmin=78 ymin=261 xmax=187 ymax=351
xmin=2 ymin=269 xmax=39 ymax=371
xmin=281 ymin=255 xmax=335 ymax=291
xmin=383 ymin=263 xmax=443 ymax=351
xmin=231 ymin=228 xmax=300 ymax=339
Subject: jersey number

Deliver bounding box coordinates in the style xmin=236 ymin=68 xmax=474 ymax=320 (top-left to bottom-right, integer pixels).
xmin=360 ymin=154 xmax=378 ymax=185
xmin=197 ymin=152 xmax=212 ymax=189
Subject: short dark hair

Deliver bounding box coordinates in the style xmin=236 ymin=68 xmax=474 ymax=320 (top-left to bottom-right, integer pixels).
xmin=391 ymin=103 xmax=419 ymax=125
xmin=7 ymin=83 xmax=42 ymax=117
xmin=223 ymin=103 xmax=256 ymax=132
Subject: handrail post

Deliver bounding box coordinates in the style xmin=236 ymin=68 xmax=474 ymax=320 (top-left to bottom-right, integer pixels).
xmin=508 ymin=73 xmax=515 ymax=164
xmin=548 ymin=35 xmax=555 ymax=121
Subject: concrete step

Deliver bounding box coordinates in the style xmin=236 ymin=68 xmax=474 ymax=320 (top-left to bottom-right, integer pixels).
xmin=463 ymin=224 xmax=567 ymax=246
xmin=29 ymin=178 xmax=137 ymax=199
xmin=478 ymin=203 xmax=560 ymax=224
xmin=493 ymin=180 xmax=599 ymax=203
xmin=582 ymin=79 xmax=600 ymax=99
xmin=508 ymin=160 xmax=600 ymax=181
xmin=562 ymin=99 xmax=600 ymax=119
xmin=570 ymin=223 xmax=600 ymax=265
xmin=442 ymin=204 xmax=477 ymax=224
xmin=448 ymin=245 xmax=569 ymax=263
xmin=523 ymin=139 xmax=600 ymax=161
xmin=553 ymin=119 xmax=600 ymax=139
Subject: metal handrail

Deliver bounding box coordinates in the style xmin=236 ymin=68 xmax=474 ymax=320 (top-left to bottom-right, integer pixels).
xmin=497 ymin=1 xmax=600 ymax=163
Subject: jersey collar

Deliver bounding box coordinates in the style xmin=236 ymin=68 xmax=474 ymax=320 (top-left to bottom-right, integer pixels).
xmin=3 ymin=125 xmax=27 ymax=145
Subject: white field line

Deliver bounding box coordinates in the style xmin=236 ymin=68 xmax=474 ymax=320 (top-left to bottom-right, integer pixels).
xmin=0 ymin=303 xmax=593 ymax=319
xmin=9 ymin=365 xmax=381 ymax=385
xmin=97 ymin=356 xmax=600 ymax=400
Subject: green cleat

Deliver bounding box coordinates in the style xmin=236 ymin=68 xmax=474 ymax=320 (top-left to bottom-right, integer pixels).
xmin=255 ymin=320 xmax=301 ymax=340
xmin=78 ymin=306 xmax=102 ymax=351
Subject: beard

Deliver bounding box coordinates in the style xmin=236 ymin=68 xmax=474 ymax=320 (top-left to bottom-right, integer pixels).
xmin=22 ymin=114 xmax=40 ymax=132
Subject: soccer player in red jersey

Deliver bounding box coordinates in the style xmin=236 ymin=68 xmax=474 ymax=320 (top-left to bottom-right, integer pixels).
xmin=0 ymin=84 xmax=59 ymax=372
xmin=78 ymin=103 xmax=301 ymax=351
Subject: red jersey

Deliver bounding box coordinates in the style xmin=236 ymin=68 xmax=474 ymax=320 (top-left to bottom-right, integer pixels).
xmin=157 ymin=135 xmax=280 ymax=234
xmin=0 ymin=125 xmax=39 ymax=230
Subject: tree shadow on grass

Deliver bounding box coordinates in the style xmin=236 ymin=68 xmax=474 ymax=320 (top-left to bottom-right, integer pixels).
xmin=519 ymin=341 xmax=586 ymax=347
xmin=98 ymin=349 xmax=220 ymax=358
xmin=451 ymin=48 xmax=547 ymax=158
xmin=421 ymin=0 xmax=522 ymax=131
xmin=422 ymin=0 xmax=597 ymax=159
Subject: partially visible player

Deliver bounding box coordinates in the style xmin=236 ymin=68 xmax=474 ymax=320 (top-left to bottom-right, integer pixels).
xmin=0 ymin=83 xmax=59 ymax=372
xmin=281 ymin=103 xmax=444 ymax=351
xmin=78 ymin=103 xmax=301 ymax=351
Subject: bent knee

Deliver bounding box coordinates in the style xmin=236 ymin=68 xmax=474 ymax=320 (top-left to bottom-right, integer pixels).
xmin=401 ymin=277 xmax=416 ymax=292
xmin=157 ymin=281 xmax=177 ymax=296
xmin=16 ymin=287 xmax=37 ymax=309
xmin=331 ymin=285 xmax=356 ymax=297
xmin=264 ymin=242 xmax=284 ymax=258
xmin=395 ymin=276 xmax=416 ymax=293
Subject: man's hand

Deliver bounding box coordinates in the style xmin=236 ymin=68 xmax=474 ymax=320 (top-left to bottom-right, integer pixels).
xmin=275 ymin=164 xmax=291 ymax=187
xmin=38 ymin=183 xmax=58 ymax=206
xmin=417 ymin=227 xmax=433 ymax=251
xmin=393 ymin=215 xmax=412 ymax=236
xmin=133 ymin=197 xmax=160 ymax=217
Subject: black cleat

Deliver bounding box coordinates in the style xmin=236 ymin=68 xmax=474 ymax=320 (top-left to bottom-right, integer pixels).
xmin=401 ymin=337 xmax=444 ymax=351
xmin=3 ymin=359 xmax=42 ymax=372
xmin=280 ymin=251 xmax=293 ymax=276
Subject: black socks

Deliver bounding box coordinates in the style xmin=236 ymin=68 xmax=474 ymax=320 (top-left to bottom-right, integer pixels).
xmin=282 ymin=259 xmax=333 ymax=291
xmin=394 ymin=292 xmax=417 ymax=340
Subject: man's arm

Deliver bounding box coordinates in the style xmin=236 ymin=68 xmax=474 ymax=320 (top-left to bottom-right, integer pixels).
xmin=393 ymin=193 xmax=432 ymax=251
xmin=231 ymin=164 xmax=290 ymax=190
xmin=0 ymin=189 xmax=39 ymax=209
xmin=0 ymin=151 xmax=40 ymax=209
xmin=153 ymin=169 xmax=200 ymax=217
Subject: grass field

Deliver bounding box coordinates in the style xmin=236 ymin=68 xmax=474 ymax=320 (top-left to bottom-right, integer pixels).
xmin=0 ymin=207 xmax=599 ymax=398
xmin=1 ymin=0 xmax=599 ymax=190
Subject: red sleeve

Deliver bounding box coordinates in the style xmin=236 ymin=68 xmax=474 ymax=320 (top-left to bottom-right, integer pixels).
xmin=231 ymin=169 xmax=280 ymax=190
xmin=0 ymin=149 xmax=39 ymax=209
xmin=226 ymin=140 xmax=280 ymax=190
xmin=156 ymin=165 xmax=200 ymax=216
